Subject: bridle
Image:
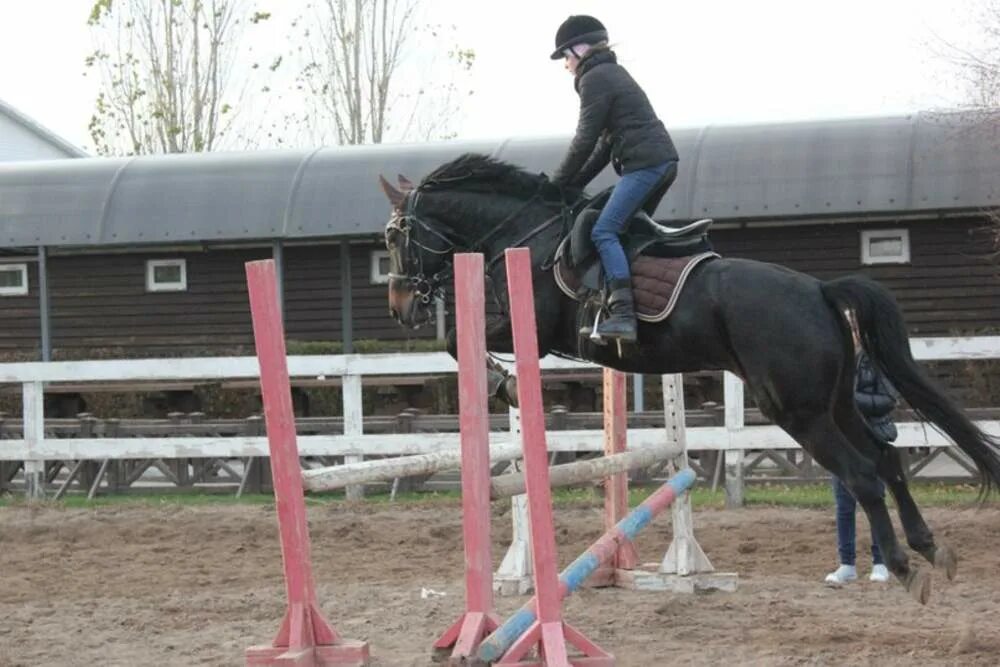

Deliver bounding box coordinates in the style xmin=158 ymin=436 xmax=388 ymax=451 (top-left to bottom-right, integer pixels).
xmin=385 ymin=190 xmax=459 ymax=306
xmin=385 ymin=185 xmax=568 ymax=310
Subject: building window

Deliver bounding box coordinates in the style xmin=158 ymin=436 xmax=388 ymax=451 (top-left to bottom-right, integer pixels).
xmin=861 ymin=229 xmax=910 ymax=265
xmin=0 ymin=263 xmax=28 ymax=296
xmin=370 ymin=250 xmax=392 ymax=284
xmin=146 ymin=259 xmax=187 ymax=292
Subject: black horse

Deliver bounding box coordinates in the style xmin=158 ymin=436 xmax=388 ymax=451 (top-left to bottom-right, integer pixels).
xmin=379 ymin=153 xmax=1000 ymax=604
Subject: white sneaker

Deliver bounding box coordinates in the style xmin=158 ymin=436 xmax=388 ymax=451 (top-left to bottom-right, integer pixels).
xmin=824 ymin=564 xmax=857 ymax=586
xmin=869 ymin=564 xmax=890 ymax=583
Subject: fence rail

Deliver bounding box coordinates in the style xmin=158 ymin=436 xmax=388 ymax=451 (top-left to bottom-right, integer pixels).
xmin=3 ymin=335 xmax=1000 ymax=498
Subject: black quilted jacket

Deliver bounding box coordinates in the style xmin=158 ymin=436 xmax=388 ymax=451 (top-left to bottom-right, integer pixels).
xmin=552 ymin=49 xmax=678 ymax=188
xmin=855 ymin=351 xmax=898 ymax=443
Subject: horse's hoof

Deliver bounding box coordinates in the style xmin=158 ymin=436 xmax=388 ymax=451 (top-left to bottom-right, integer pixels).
xmin=904 ymin=568 xmax=932 ymax=605
xmin=934 ymin=545 xmax=959 ymax=581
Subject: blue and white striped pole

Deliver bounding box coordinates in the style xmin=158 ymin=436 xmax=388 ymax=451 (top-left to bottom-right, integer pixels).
xmin=477 ymin=468 xmax=697 ymax=663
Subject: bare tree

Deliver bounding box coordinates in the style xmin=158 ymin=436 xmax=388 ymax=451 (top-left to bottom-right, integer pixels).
xmin=932 ymin=2 xmax=1000 ymax=241
xmin=962 ymin=2 xmax=1000 ymax=233
xmin=293 ymin=0 xmax=474 ymax=145
xmin=85 ymin=0 xmax=278 ymax=155
xmin=933 ymin=0 xmax=1000 ymax=122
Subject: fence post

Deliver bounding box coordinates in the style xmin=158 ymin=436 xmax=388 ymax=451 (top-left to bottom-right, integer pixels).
xmin=660 ymin=373 xmax=716 ymax=575
xmin=104 ymin=418 xmax=123 ymax=493
xmin=78 ymin=413 xmax=100 ymax=492
xmin=493 ymin=407 xmax=534 ymax=596
xmin=391 ymin=409 xmax=425 ymax=495
xmin=550 ymin=404 xmax=568 ymax=431
xmin=598 ymin=368 xmax=639 ymax=581
xmin=342 ymin=374 xmax=364 ymax=501
xmin=241 ymin=415 xmax=267 ymax=495
xmin=723 ymin=372 xmax=745 ymax=508
xmin=22 ymin=381 xmax=45 ymax=500
xmin=633 ymin=373 xmax=645 ymax=413
xmin=0 ymin=412 xmax=8 ymax=492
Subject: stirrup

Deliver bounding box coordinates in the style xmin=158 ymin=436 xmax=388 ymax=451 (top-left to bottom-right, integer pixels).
xmin=587 ymin=312 xmax=631 ymax=357
xmin=588 ymin=308 xmax=605 ymax=344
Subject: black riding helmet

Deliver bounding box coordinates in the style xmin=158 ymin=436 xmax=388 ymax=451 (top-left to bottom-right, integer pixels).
xmin=549 ymin=15 xmax=608 ymax=60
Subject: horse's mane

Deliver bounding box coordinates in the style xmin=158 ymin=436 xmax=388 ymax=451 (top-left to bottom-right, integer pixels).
xmin=418 ymin=153 xmax=548 ymax=200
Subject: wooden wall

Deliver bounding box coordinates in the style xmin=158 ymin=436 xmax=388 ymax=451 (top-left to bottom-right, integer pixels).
xmin=2 ymin=243 xmax=435 ymax=357
xmin=282 ymin=243 xmax=435 ymax=343
xmin=46 ymin=249 xmax=271 ymax=355
xmin=0 ymin=259 xmax=41 ymax=357
xmin=710 ymin=217 xmax=1000 ymax=335
xmin=0 ymin=215 xmax=994 ymax=358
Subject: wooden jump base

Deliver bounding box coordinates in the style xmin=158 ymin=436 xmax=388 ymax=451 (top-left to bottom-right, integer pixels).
xmin=496 ymin=371 xmax=738 ymax=595
xmin=244 ymin=260 xmax=369 ymax=667
xmin=477 ymin=469 xmax=697 ymax=664
xmin=620 ymin=373 xmax=738 ymax=593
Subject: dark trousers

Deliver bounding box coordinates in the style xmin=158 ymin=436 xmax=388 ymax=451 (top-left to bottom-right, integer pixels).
xmin=832 ymin=476 xmax=885 ymax=566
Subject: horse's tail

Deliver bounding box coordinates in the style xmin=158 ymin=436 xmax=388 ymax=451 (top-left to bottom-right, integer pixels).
xmin=821 ymin=274 xmax=1000 ymax=497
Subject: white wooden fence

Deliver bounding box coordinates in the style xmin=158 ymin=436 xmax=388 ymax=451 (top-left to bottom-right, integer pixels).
xmin=3 ymin=336 xmax=1000 ymax=499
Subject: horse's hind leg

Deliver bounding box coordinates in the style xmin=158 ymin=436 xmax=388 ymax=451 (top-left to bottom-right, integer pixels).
xmin=786 ymin=414 xmax=933 ymax=604
xmin=833 ymin=403 xmax=959 ymax=580
xmin=880 ymin=446 xmax=959 ymax=579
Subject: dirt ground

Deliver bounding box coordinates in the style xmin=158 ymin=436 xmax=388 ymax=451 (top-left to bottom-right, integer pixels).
xmin=1 ymin=499 xmax=999 ymax=667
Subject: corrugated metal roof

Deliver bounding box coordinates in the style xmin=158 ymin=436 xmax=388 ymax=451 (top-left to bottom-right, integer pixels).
xmin=0 ymin=98 xmax=88 ymax=160
xmin=0 ymin=112 xmax=996 ymax=249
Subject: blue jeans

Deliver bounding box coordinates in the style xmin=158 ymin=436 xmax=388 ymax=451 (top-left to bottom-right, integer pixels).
xmin=832 ymin=477 xmax=885 ymax=566
xmin=591 ymin=162 xmax=673 ymax=283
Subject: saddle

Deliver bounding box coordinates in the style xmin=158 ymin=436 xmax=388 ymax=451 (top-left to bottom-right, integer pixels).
xmin=561 ymin=205 xmax=714 ymax=290
xmin=553 ymin=189 xmax=719 ymax=331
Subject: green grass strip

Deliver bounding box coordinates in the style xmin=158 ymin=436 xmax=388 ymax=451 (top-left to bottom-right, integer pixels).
xmin=1 ymin=481 xmax=992 ymax=510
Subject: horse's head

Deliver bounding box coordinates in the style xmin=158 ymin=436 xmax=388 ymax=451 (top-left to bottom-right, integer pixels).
xmin=378 ymin=153 xmax=569 ymax=330
xmin=379 ymin=173 xmax=455 ymax=328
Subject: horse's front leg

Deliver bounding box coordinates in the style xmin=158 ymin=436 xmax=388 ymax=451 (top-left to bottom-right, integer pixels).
xmin=445 ymin=317 xmax=520 ymax=407
xmin=484 ymin=316 xmax=520 ymax=406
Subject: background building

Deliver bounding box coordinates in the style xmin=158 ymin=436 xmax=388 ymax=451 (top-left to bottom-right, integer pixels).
xmin=0 ymin=98 xmax=86 ymax=162
xmin=0 ymin=112 xmax=996 ymax=363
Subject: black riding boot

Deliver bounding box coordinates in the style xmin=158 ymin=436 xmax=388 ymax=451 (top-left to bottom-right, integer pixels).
xmin=594 ymin=279 xmax=637 ymax=342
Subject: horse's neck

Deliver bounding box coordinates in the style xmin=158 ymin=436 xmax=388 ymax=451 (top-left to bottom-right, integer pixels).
xmin=451 ymin=193 xmax=553 ymax=243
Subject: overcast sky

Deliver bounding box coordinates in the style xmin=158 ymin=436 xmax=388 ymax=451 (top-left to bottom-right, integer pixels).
xmin=0 ymin=0 xmax=984 ymax=154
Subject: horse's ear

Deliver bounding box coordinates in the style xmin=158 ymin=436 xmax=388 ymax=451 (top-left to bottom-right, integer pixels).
xmin=379 ymin=174 xmax=405 ymax=208
xmin=397 ymin=174 xmax=415 ymax=192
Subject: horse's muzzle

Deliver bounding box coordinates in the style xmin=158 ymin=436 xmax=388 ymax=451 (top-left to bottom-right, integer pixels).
xmin=387 ymin=278 xmax=432 ymax=329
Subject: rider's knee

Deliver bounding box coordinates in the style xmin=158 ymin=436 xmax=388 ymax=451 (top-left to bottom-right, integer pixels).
xmin=590 ymin=221 xmax=616 ymax=245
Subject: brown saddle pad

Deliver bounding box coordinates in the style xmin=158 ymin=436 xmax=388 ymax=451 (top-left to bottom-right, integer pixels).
xmin=554 ymin=252 xmax=718 ymax=323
